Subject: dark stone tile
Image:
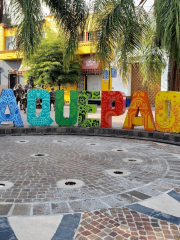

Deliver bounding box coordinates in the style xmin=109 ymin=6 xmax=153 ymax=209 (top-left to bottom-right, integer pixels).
xmin=128 ymin=191 xmax=151 ymax=200
xmin=33 ymin=203 xmax=50 ymax=215
xmin=120 ymin=194 xmax=137 ymax=204
xmin=52 ymin=214 xmax=81 ymax=240
xmin=0 ymin=217 xmax=17 ymax=239
xmin=51 ymin=202 xmax=70 ymax=214
xmin=0 ymin=205 xmax=12 ymax=216
xmin=168 ymin=190 xmax=180 ymax=203
xmin=12 ymin=204 xmax=31 ymax=216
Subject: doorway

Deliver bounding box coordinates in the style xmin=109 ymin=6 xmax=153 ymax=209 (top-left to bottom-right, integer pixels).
xmin=9 ymin=74 xmax=17 ymax=89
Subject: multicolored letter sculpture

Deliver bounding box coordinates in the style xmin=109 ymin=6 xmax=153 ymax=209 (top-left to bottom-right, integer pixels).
xmin=155 ymin=91 xmax=180 ymax=133
xmin=27 ymin=90 xmax=53 ymax=126
xmin=101 ymin=91 xmax=126 ymax=128
xmin=123 ymin=91 xmax=155 ymax=131
xmin=78 ymin=91 xmax=100 ymax=127
xmin=0 ymin=89 xmax=24 ymax=127
xmin=55 ymin=90 xmax=78 ymax=126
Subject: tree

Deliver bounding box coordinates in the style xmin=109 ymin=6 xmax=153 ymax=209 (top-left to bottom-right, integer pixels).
xmin=10 ymin=0 xmax=180 ymax=90
xmin=93 ymin=0 xmax=180 ymax=91
xmin=10 ymin=0 xmax=89 ymax=62
xmin=23 ymin=29 xmax=82 ymax=89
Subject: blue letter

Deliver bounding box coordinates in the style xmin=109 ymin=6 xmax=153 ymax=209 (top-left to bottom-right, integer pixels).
xmin=0 ymin=89 xmax=24 ymax=127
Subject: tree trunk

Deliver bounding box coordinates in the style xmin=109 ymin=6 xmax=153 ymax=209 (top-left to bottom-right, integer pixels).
xmin=168 ymin=58 xmax=180 ymax=91
xmin=0 ymin=0 xmax=3 ymax=23
xmin=167 ymin=57 xmax=172 ymax=91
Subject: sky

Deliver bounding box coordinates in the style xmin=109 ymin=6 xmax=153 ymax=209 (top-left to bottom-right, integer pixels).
xmin=134 ymin=0 xmax=154 ymax=11
xmin=42 ymin=0 xmax=155 ymax=15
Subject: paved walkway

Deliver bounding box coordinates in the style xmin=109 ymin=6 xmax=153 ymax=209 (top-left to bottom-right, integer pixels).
xmin=0 ymin=131 xmax=180 ymax=239
xmin=2 ymin=106 xmax=152 ymax=129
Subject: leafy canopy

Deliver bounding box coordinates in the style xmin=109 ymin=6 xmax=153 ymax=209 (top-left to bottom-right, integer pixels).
xmin=23 ymin=28 xmax=82 ymax=87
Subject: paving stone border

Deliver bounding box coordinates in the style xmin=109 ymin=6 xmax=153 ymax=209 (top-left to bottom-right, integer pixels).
xmin=0 ymin=126 xmax=179 ymax=145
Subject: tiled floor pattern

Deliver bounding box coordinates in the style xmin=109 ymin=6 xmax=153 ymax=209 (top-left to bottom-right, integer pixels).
xmin=0 ymin=214 xmax=81 ymax=240
xmin=0 ymin=136 xmax=179 ymax=239
xmin=75 ymin=208 xmax=180 ymax=240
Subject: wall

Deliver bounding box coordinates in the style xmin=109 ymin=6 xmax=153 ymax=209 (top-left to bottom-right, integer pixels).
xmin=112 ymin=71 xmax=131 ymax=96
xmin=131 ymin=63 xmax=161 ymax=105
xmin=0 ymin=60 xmax=22 ymax=88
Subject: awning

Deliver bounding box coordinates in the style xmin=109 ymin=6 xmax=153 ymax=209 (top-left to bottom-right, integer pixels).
xmin=17 ymin=64 xmax=29 ymax=75
xmin=81 ymin=55 xmax=102 ymax=74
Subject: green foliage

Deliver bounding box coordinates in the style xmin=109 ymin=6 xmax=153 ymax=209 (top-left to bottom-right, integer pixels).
xmin=138 ymin=17 xmax=166 ymax=84
xmin=93 ymin=0 xmax=167 ymax=85
xmin=93 ymin=0 xmax=148 ymax=84
xmin=155 ymin=0 xmax=180 ymax=67
xmin=23 ymin=29 xmax=81 ymax=87
xmin=10 ymin=0 xmax=89 ymax=61
xmin=2 ymin=13 xmax=11 ymax=25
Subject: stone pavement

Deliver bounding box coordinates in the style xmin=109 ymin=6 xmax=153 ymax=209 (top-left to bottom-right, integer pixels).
xmin=2 ymin=106 xmax=145 ymax=129
xmin=0 ymin=133 xmax=180 ymax=239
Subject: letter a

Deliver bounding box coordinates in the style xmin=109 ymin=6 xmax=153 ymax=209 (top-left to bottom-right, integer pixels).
xmin=123 ymin=91 xmax=155 ymax=131
xmin=0 ymin=89 xmax=24 ymax=127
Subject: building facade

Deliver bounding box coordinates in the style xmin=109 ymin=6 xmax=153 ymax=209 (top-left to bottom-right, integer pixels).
xmin=0 ymin=17 xmax=162 ymax=105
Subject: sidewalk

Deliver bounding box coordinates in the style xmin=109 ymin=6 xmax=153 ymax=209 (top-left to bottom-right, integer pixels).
xmin=0 ymin=106 xmax=180 ymax=240
xmin=2 ymin=105 xmax=155 ymax=129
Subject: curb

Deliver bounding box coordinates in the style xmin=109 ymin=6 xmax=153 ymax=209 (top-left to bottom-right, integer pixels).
xmin=0 ymin=127 xmax=180 ymax=145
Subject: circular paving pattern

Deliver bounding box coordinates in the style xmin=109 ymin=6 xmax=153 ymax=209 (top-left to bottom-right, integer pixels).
xmin=0 ymin=135 xmax=180 ymax=215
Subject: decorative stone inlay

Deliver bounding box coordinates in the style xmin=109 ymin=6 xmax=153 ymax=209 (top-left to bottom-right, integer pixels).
xmin=111 ymin=148 xmax=128 ymax=152
xmin=57 ymin=179 xmax=85 ymax=189
xmin=85 ymin=143 xmax=100 ymax=146
xmin=30 ymin=153 xmax=49 ymax=157
xmin=106 ymin=169 xmax=131 ymax=177
xmin=0 ymin=181 xmax=14 ymax=190
xmin=15 ymin=140 xmax=29 ymax=143
xmin=53 ymin=140 xmax=67 ymax=143
xmin=123 ymin=158 xmax=143 ymax=163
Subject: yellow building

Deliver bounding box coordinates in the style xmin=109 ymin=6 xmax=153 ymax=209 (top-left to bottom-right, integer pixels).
xmin=0 ymin=15 xmax=114 ymax=103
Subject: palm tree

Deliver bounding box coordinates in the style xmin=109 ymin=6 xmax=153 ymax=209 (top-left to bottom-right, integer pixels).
xmin=9 ymin=0 xmax=180 ymax=91
xmin=0 ymin=0 xmax=3 ymax=23
xmin=93 ymin=0 xmax=180 ymax=91
xmin=154 ymin=0 xmax=180 ymax=91
xmin=10 ymin=0 xmax=89 ymax=61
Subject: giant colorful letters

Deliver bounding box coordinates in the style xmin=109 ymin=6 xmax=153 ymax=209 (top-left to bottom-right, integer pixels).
xmin=0 ymin=89 xmax=23 ymax=127
xmin=1 ymin=89 xmax=180 ymax=133
xmin=27 ymin=89 xmax=53 ymax=126
xmin=101 ymin=91 xmax=126 ymax=128
xmin=155 ymin=91 xmax=180 ymax=133
xmin=123 ymin=91 xmax=155 ymax=131
xmin=55 ymin=90 xmax=78 ymax=126
xmin=78 ymin=91 xmax=100 ymax=127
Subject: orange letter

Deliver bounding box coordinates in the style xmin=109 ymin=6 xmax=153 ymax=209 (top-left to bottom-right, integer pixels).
xmin=101 ymin=91 xmax=126 ymax=128
xmin=123 ymin=91 xmax=155 ymax=131
xmin=155 ymin=91 xmax=180 ymax=133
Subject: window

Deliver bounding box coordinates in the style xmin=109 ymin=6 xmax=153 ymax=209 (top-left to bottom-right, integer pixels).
xmin=86 ymin=32 xmax=93 ymax=41
xmin=5 ymin=36 xmax=16 ymax=50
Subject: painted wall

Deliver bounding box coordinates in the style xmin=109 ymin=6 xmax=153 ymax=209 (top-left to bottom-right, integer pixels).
xmin=87 ymin=75 xmax=101 ymax=91
xmin=0 ymin=60 xmax=22 ymax=87
xmin=161 ymin=61 xmax=168 ymax=91
xmin=112 ymin=71 xmax=131 ymax=96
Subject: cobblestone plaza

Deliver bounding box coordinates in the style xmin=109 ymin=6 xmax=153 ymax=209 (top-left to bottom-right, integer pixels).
xmin=0 ymin=132 xmax=180 ymax=239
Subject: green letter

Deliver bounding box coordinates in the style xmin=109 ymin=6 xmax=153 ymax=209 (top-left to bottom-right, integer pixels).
xmin=55 ymin=90 xmax=78 ymax=126
xmin=78 ymin=91 xmax=100 ymax=127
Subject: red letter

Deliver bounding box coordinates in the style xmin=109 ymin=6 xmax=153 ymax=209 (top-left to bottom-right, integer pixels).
xmin=101 ymin=91 xmax=126 ymax=128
